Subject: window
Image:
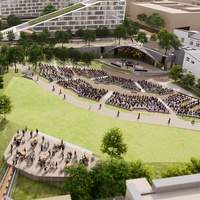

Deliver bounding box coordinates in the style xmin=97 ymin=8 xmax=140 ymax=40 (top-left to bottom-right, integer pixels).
xmin=181 ymin=38 xmax=184 ymax=42
xmin=186 ymin=57 xmax=190 ymax=61
xmin=196 ymin=43 xmax=200 ymax=47
xmin=189 ymin=40 xmax=193 ymax=45
xmin=191 ymin=61 xmax=195 ymax=64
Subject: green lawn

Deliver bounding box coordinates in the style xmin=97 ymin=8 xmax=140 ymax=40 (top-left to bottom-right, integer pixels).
xmin=2 ymin=70 xmax=200 ymax=199
xmin=12 ymin=174 xmax=63 ymax=200
xmin=3 ymin=75 xmax=200 ymax=163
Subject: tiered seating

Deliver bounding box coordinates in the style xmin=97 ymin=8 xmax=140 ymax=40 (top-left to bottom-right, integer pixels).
xmin=163 ymin=93 xmax=200 ymax=117
xmin=106 ymin=92 xmax=169 ymax=113
xmin=72 ymin=67 xmax=108 ymax=78
xmin=39 ymin=63 xmax=58 ymax=82
xmin=94 ymin=76 xmax=141 ymax=93
xmin=58 ymin=66 xmax=74 ymax=79
xmin=138 ymin=80 xmax=174 ymax=95
xmin=57 ymin=79 xmax=108 ymax=101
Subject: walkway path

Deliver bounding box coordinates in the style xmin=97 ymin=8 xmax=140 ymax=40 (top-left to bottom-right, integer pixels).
xmin=18 ymin=65 xmax=200 ymax=131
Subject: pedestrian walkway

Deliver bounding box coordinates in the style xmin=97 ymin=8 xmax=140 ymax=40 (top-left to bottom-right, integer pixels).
xmin=18 ymin=64 xmax=200 ymax=131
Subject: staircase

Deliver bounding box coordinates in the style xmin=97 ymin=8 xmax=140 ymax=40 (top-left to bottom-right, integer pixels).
xmin=0 ymin=165 xmax=18 ymax=200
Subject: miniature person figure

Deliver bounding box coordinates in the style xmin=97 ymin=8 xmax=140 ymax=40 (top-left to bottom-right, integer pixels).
xmin=191 ymin=119 xmax=195 ymax=126
xmin=52 ymin=85 xmax=55 ymax=92
xmin=168 ymin=118 xmax=171 ymax=126
xmin=117 ymin=111 xmax=120 ymax=118
xmin=59 ymin=89 xmax=62 ymax=95
xmin=63 ymin=94 xmax=66 ymax=100
xmin=137 ymin=113 xmax=140 ymax=121
xmin=99 ymin=103 xmax=102 ymax=110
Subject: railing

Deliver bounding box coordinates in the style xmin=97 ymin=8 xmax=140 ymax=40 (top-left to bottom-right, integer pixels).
xmin=8 ymin=168 xmax=19 ymax=198
xmin=0 ymin=163 xmax=8 ymax=188
xmin=29 ymin=3 xmax=85 ymax=26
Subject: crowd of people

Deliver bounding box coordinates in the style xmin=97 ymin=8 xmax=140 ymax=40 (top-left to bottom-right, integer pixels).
xmin=72 ymin=67 xmax=108 ymax=78
xmin=106 ymin=92 xmax=169 ymax=113
xmin=163 ymin=94 xmax=200 ymax=117
xmin=137 ymin=80 xmax=174 ymax=95
xmin=58 ymin=66 xmax=74 ymax=79
xmin=94 ymin=75 xmax=141 ymax=93
xmin=57 ymin=78 xmax=108 ymax=101
xmin=10 ymin=128 xmax=93 ymax=176
xmin=39 ymin=63 xmax=58 ymax=82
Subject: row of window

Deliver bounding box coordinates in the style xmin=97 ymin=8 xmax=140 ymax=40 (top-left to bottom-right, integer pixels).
xmin=186 ymin=57 xmax=195 ymax=64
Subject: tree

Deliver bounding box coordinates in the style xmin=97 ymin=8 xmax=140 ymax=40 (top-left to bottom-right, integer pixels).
xmin=41 ymin=4 xmax=57 ymax=16
xmin=55 ymin=47 xmax=68 ymax=63
xmin=82 ymin=52 xmax=94 ymax=66
xmin=146 ymin=13 xmax=165 ymax=29
xmin=75 ymin=29 xmax=84 ymax=37
xmin=127 ymin=21 xmax=140 ymax=41
xmin=91 ymin=160 xmax=132 ymax=199
xmin=101 ymin=127 xmax=127 ymax=160
xmin=113 ymin=26 xmax=127 ymax=45
xmin=55 ymin=30 xmax=69 ymax=47
xmin=8 ymin=46 xmax=24 ymax=73
xmin=0 ymin=54 xmax=8 ymax=74
xmin=158 ymin=28 xmax=181 ymax=55
xmin=83 ymin=29 xmax=96 ymax=46
xmin=169 ymin=65 xmax=183 ymax=82
xmin=180 ymin=73 xmax=195 ymax=87
xmin=28 ymin=45 xmax=43 ymax=67
xmin=150 ymin=33 xmax=158 ymax=41
xmin=68 ymin=47 xmax=82 ymax=62
xmin=7 ymin=14 xmax=22 ymax=27
xmin=63 ymin=163 xmax=93 ymax=200
xmin=0 ymin=76 xmax=3 ymax=89
xmin=0 ymin=32 xmax=3 ymax=42
xmin=1 ymin=20 xmax=9 ymax=30
xmin=0 ymin=94 xmax=13 ymax=119
xmin=7 ymin=30 xmax=15 ymax=44
xmin=36 ymin=31 xmax=49 ymax=50
xmin=43 ymin=48 xmax=54 ymax=61
xmin=135 ymin=31 xmax=148 ymax=46
xmin=1 ymin=46 xmax=9 ymax=72
xmin=137 ymin=13 xmax=147 ymax=24
xmin=195 ymin=78 xmax=200 ymax=91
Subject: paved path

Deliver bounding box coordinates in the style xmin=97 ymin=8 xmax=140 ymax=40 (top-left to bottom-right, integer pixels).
xmin=18 ymin=65 xmax=200 ymax=131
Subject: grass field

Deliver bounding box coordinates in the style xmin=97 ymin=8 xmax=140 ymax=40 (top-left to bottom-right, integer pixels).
xmin=3 ymin=73 xmax=200 ymax=163
xmin=1 ymin=69 xmax=200 ymax=199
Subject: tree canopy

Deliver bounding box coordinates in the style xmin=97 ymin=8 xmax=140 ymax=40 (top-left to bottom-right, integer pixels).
xmin=55 ymin=30 xmax=69 ymax=47
xmin=157 ymin=28 xmax=181 ymax=55
xmin=169 ymin=65 xmax=183 ymax=82
xmin=137 ymin=13 xmax=147 ymax=24
xmin=0 ymin=94 xmax=13 ymax=119
xmin=113 ymin=26 xmax=128 ymax=45
xmin=41 ymin=4 xmax=57 ymax=16
xmin=83 ymin=29 xmax=96 ymax=46
xmin=146 ymin=13 xmax=165 ymax=29
xmin=135 ymin=31 xmax=148 ymax=45
xmin=180 ymin=73 xmax=195 ymax=87
xmin=7 ymin=15 xmax=22 ymax=27
xmin=101 ymin=127 xmax=127 ymax=160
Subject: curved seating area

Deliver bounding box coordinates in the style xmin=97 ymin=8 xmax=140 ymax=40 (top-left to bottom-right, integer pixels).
xmin=106 ymin=92 xmax=169 ymax=114
xmin=137 ymin=80 xmax=174 ymax=95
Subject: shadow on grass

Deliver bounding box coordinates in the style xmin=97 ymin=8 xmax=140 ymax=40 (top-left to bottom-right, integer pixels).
xmin=0 ymin=118 xmax=8 ymax=131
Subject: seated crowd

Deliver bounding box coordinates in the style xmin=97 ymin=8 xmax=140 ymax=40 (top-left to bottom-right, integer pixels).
xmin=57 ymin=78 xmax=108 ymax=101
xmin=138 ymin=80 xmax=174 ymax=95
xmin=72 ymin=67 xmax=108 ymax=78
xmin=94 ymin=75 xmax=141 ymax=93
xmin=39 ymin=63 xmax=58 ymax=82
xmin=58 ymin=66 xmax=74 ymax=79
xmin=106 ymin=92 xmax=169 ymax=113
xmin=163 ymin=93 xmax=200 ymax=117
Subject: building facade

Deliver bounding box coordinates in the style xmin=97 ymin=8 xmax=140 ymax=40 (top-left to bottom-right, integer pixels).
xmin=174 ymin=29 xmax=200 ymax=80
xmin=129 ymin=1 xmax=200 ymax=32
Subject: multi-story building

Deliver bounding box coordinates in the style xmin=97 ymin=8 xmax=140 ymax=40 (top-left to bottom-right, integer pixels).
xmin=128 ymin=0 xmax=200 ymax=32
xmin=0 ymin=0 xmax=82 ymax=18
xmin=0 ymin=0 xmax=126 ymax=34
xmin=174 ymin=29 xmax=200 ymax=80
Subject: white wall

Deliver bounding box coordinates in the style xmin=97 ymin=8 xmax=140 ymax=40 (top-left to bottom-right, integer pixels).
xmin=174 ymin=29 xmax=200 ymax=50
xmin=182 ymin=51 xmax=200 ymax=80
